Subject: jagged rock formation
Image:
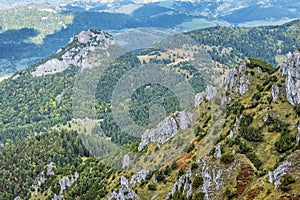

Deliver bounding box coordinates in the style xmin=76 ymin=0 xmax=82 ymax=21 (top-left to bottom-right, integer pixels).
xmin=166 ymin=155 xmax=252 ymax=200
xmin=272 ymin=84 xmax=280 ymax=102
xmin=195 ymin=85 xmax=217 ymax=108
xmin=109 ymin=186 xmax=138 ymax=200
xmin=32 ymin=162 xmax=56 ymax=197
xmin=216 ymin=144 xmax=222 ymax=159
xmin=165 ymin=169 xmax=193 ymax=200
xmin=129 ymin=169 xmax=149 ymax=185
xmin=109 ymin=169 xmax=149 ymax=200
xmin=279 ymin=51 xmax=300 ymax=106
xmin=31 ymin=30 xmax=114 ymax=77
xmin=58 ymin=172 xmax=79 ymax=194
xmin=223 ymin=60 xmax=250 ymax=95
xmin=269 ymin=150 xmax=300 ymax=188
xmin=32 ymin=162 xmax=79 ymax=199
xmin=269 ymin=161 xmax=292 ymax=188
xmin=138 ymin=111 xmax=192 ymax=151
xmin=122 ymin=154 xmax=130 ymax=169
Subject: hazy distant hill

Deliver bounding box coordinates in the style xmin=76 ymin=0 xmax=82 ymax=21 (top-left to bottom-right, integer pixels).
xmin=0 ymin=0 xmax=299 ymax=75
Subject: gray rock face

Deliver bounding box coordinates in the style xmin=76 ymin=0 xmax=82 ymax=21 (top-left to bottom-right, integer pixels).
xmin=166 ymin=155 xmax=246 ymax=200
xmin=272 ymin=84 xmax=280 ymax=102
xmin=195 ymin=92 xmax=205 ymax=108
xmin=279 ymin=51 xmax=300 ymax=106
xmin=194 ymin=85 xmax=218 ymax=108
xmin=268 ymin=161 xmax=292 ymax=188
xmin=122 ymin=154 xmax=130 ymax=169
xmin=121 ymin=176 xmax=129 ymax=187
xmin=46 ymin=162 xmax=55 ymax=176
xmin=257 ymin=67 xmax=262 ymax=74
xmin=109 ymin=170 xmax=149 ymax=200
xmin=58 ymin=172 xmax=79 ymax=194
xmin=33 ymin=162 xmax=56 ymax=197
xmin=205 ymin=86 xmax=217 ymax=101
xmin=298 ymin=122 xmax=300 ymax=143
xmin=138 ymin=111 xmax=192 ymax=151
xmin=174 ymin=111 xmax=193 ymax=130
xmin=166 ymin=169 xmax=193 ymax=200
xmin=109 ymin=186 xmax=138 ymax=200
xmin=52 ymin=194 xmax=63 ymax=200
xmin=229 ymin=130 xmax=234 ymax=139
xmin=216 ymin=144 xmax=222 ymax=159
xmin=223 ymin=61 xmax=250 ymax=95
xmin=130 ymin=169 xmax=149 ymax=186
xmin=31 ymin=30 xmax=114 ymax=77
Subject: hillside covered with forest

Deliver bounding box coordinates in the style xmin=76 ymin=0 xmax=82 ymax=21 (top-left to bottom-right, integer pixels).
xmin=0 ymin=21 xmax=299 ymax=200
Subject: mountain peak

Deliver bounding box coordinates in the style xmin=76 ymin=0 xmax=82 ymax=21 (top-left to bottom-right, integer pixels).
xmin=31 ymin=29 xmax=114 ymax=77
xmin=71 ymin=29 xmax=113 ymax=47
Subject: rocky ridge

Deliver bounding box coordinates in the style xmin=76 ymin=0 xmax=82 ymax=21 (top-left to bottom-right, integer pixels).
xmin=31 ymin=30 xmax=114 ymax=77
xmin=223 ymin=60 xmax=250 ymax=95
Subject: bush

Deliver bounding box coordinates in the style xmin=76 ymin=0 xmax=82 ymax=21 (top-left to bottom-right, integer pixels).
xmin=178 ymin=168 xmax=184 ymax=177
xmin=155 ymin=171 xmax=165 ymax=182
xmin=193 ymin=192 xmax=205 ymax=200
xmin=279 ymin=174 xmax=295 ymax=192
xmin=252 ymin=92 xmax=261 ymax=101
xmin=237 ymin=141 xmax=251 ymax=154
xmin=240 ymin=113 xmax=253 ymax=127
xmin=246 ymin=152 xmax=262 ymax=169
xmin=192 ymin=176 xmax=204 ymax=188
xmin=172 ymin=160 xmax=177 ymax=169
xmin=191 ymin=162 xmax=198 ymax=170
xmin=294 ymin=105 xmax=300 ymax=115
xmin=186 ymin=143 xmax=195 ymax=153
xmin=275 ymin=133 xmax=296 ymax=153
xmin=147 ymin=184 xmax=157 ymax=191
xmin=227 ymin=102 xmax=245 ymax=117
xmin=224 ymin=186 xmax=237 ymax=198
xmin=172 ymin=190 xmax=186 ymax=200
xmin=256 ymin=84 xmax=263 ymax=92
xmin=240 ymin=127 xmax=264 ymax=142
xmin=265 ymin=116 xmax=289 ymax=133
xmin=221 ymin=153 xmax=235 ymax=164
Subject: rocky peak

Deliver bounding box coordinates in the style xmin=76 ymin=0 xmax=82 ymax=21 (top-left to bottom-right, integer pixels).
xmin=278 ymin=50 xmax=300 ymax=106
xmin=31 ymin=30 xmax=114 ymax=77
xmin=222 ymin=60 xmax=250 ymax=95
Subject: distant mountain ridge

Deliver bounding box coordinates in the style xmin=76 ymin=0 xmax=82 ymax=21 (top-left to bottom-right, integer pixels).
xmin=0 ymin=0 xmax=299 ymax=76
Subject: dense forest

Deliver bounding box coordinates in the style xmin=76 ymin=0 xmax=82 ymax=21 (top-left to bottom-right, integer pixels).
xmin=187 ymin=19 xmax=300 ymax=65
xmin=0 ymin=129 xmax=88 ymax=199
xmin=0 ymin=66 xmax=77 ymax=142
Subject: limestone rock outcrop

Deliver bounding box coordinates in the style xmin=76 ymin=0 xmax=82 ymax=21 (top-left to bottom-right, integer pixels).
xmin=223 ymin=60 xmax=250 ymax=95
xmin=138 ymin=111 xmax=192 ymax=151
xmin=279 ymin=51 xmax=300 ymax=106
xmin=31 ymin=30 xmax=114 ymax=77
xmin=272 ymin=84 xmax=280 ymax=102
xmin=195 ymin=85 xmax=217 ymax=108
